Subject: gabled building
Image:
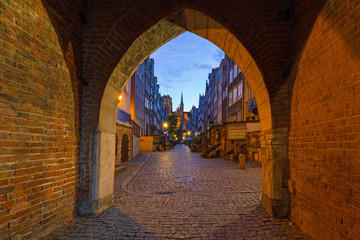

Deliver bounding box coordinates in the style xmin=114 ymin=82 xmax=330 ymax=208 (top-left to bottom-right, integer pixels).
xmin=117 ymin=57 xmax=167 ymax=161
xmin=195 ymin=54 xmax=259 ymax=135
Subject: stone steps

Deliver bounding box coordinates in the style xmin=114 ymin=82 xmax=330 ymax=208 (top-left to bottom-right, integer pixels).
xmin=114 ymin=163 xmax=127 ymax=176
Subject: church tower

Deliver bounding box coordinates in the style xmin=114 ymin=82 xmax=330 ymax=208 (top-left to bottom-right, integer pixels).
xmin=180 ymin=91 xmax=184 ymax=113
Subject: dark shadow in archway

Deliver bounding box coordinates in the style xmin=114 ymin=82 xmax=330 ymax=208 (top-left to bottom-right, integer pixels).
xmin=40 ymin=0 xmax=84 ymax=209
xmin=204 ymin=205 xmax=311 ymax=239
xmin=40 ymin=206 xmax=158 ymax=240
xmin=288 ymin=0 xmax=327 ymax=97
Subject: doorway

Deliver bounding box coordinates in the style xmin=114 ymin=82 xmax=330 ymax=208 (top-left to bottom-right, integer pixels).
xmin=121 ymin=134 xmax=129 ymax=162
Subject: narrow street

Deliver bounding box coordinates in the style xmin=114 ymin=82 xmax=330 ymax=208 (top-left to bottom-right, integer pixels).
xmin=45 ymin=145 xmax=309 ymax=240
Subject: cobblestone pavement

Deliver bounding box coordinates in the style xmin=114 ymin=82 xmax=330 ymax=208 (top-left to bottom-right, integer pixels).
xmin=45 ymin=145 xmax=311 ymax=240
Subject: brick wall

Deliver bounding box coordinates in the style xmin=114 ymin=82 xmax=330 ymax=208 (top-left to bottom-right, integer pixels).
xmin=289 ymin=1 xmax=360 ymax=239
xmin=0 ymin=0 xmax=82 ymax=238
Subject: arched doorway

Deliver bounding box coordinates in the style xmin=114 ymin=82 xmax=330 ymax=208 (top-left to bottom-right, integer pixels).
xmin=121 ymin=134 xmax=129 ymax=163
xmin=80 ymin=7 xmax=289 ymax=219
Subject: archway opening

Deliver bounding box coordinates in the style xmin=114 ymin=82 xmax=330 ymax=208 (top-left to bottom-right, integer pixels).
xmin=86 ymin=8 xmax=287 ymax=219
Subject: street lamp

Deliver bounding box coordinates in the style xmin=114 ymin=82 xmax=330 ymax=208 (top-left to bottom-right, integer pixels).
xmin=187 ymin=131 xmax=191 ymax=135
xmin=163 ymin=122 xmax=168 ymax=139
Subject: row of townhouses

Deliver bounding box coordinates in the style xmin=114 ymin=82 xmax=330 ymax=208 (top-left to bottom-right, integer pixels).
xmin=116 ymin=57 xmax=168 ymax=163
xmin=187 ymin=54 xmax=259 ymax=136
xmin=116 ymin=54 xmax=259 ymax=164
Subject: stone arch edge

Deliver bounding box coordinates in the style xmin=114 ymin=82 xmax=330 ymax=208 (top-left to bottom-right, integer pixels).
xmin=82 ymin=9 xmax=282 ymax=217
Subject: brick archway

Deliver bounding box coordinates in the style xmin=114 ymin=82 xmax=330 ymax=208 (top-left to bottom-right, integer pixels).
xmin=3 ymin=0 xmax=360 ymax=238
xmin=85 ymin=8 xmax=288 ymax=218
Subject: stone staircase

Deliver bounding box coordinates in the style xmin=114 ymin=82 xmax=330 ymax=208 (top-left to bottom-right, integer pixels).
xmin=190 ymin=142 xmax=203 ymax=152
xmin=200 ymin=143 xmax=221 ymax=158
xmin=223 ymin=150 xmax=234 ymax=161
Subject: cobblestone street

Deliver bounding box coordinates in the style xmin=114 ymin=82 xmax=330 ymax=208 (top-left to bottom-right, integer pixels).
xmin=45 ymin=145 xmax=310 ymax=240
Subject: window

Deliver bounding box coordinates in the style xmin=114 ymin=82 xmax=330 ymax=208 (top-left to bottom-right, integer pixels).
xmin=145 ymin=81 xmax=150 ymax=94
xmin=145 ymin=98 xmax=150 ymax=109
xmin=246 ymin=83 xmax=254 ymax=101
xmin=238 ymin=82 xmax=243 ymax=99
xmin=229 ymin=91 xmax=233 ymax=105
xmin=233 ymin=86 xmax=238 ymax=102
xmin=230 ymin=65 xmax=237 ymax=81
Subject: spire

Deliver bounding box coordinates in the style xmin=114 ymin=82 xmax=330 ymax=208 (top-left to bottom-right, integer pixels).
xmin=180 ymin=91 xmax=184 ymax=106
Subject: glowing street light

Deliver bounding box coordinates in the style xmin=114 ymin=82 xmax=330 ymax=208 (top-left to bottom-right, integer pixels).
xmin=187 ymin=131 xmax=191 ymax=135
xmin=118 ymin=95 xmax=122 ymax=101
xmin=163 ymin=122 xmax=169 ymax=138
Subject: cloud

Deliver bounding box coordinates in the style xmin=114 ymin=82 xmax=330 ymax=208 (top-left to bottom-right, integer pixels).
xmin=189 ymin=63 xmax=212 ymax=70
xmin=158 ymin=82 xmax=176 ymax=92
xmin=159 ymin=68 xmax=182 ymax=77
xmin=213 ymin=49 xmax=224 ymax=62
xmin=159 ymin=78 xmax=197 ymax=85
xmin=159 ymin=63 xmax=213 ymax=79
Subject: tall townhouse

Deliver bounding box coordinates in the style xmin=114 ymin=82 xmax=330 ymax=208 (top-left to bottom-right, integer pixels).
xmin=227 ymin=55 xmax=245 ymax=122
xmin=220 ymin=57 xmax=229 ymax=124
xmin=197 ymin=94 xmax=205 ymax=133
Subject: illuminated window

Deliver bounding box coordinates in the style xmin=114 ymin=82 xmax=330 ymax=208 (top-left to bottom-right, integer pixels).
xmin=233 ymin=86 xmax=238 ymax=102
xmin=238 ymin=82 xmax=243 ymax=98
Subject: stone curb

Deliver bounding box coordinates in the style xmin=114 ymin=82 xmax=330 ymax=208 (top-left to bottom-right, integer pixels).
xmin=120 ymin=153 xmax=152 ymax=196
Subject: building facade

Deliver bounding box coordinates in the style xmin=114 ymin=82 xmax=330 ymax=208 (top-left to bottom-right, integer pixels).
xmin=188 ymin=54 xmax=259 ymax=134
xmin=162 ymin=94 xmax=172 ymax=119
xmin=117 ymin=57 xmax=166 ymax=161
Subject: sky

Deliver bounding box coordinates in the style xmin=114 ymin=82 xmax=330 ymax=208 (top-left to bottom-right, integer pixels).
xmin=150 ymin=31 xmax=224 ymax=112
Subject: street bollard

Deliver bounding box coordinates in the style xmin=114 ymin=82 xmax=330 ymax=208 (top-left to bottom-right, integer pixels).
xmin=239 ymin=154 xmax=246 ymax=169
